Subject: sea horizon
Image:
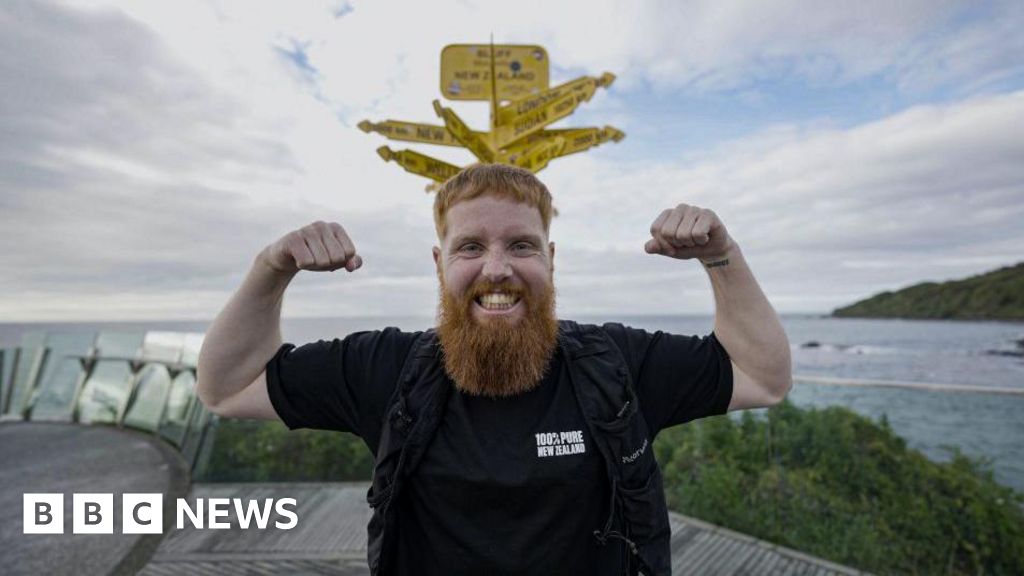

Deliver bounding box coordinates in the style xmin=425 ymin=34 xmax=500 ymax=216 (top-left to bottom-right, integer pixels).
xmin=2 ymin=314 xmax=1022 ymax=491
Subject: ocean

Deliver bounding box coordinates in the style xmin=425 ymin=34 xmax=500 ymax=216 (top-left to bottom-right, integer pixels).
xmin=2 ymin=314 xmax=1022 ymax=491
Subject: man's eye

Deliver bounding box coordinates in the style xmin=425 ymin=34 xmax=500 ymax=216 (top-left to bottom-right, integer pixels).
xmin=460 ymin=244 xmax=482 ymax=253
xmin=512 ymin=242 xmax=534 ymax=252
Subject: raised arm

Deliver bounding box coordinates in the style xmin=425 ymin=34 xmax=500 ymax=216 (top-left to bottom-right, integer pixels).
xmin=645 ymin=204 xmax=791 ymax=411
xmin=196 ymin=221 xmax=362 ymax=419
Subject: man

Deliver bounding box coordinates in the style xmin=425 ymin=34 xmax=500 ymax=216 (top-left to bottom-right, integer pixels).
xmin=197 ymin=164 xmax=791 ymax=575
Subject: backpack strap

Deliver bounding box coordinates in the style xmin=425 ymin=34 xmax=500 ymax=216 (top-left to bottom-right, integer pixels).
xmin=392 ymin=332 xmax=450 ymax=478
xmin=559 ymin=321 xmax=671 ymax=576
xmin=366 ymin=330 xmax=451 ymax=575
xmin=370 ymin=330 xmax=448 ymax=497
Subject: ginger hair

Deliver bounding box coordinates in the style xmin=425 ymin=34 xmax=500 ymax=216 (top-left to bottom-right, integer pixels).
xmin=433 ymin=164 xmax=556 ymax=240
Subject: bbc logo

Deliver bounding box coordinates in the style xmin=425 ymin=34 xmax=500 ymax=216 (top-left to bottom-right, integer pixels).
xmin=24 ymin=493 xmax=163 ymax=534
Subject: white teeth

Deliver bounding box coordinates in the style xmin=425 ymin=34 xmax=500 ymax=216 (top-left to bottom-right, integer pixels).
xmin=478 ymin=292 xmax=519 ymax=310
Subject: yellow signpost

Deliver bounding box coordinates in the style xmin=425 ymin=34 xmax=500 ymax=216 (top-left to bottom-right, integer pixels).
xmin=510 ymin=136 xmax=565 ymax=173
xmin=376 ymin=146 xmax=461 ymax=183
xmin=440 ymin=44 xmax=549 ymax=101
xmin=494 ymin=73 xmax=615 ymax=126
xmin=500 ymin=126 xmax=625 ymax=161
xmin=362 ymin=42 xmax=624 ymax=191
xmin=432 ymin=100 xmax=496 ymax=162
xmin=358 ymin=120 xmax=464 ymax=147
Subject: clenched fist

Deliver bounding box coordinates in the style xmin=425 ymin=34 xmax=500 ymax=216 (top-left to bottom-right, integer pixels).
xmin=261 ymin=221 xmax=363 ymax=275
xmin=644 ymin=204 xmax=734 ymax=262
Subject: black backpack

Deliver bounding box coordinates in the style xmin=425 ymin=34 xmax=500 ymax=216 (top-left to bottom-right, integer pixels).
xmin=366 ymin=320 xmax=671 ymax=575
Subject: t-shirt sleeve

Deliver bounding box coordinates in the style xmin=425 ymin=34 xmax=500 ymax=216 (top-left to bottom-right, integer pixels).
xmin=265 ymin=327 xmax=421 ymax=442
xmin=603 ymin=323 xmax=733 ymax=433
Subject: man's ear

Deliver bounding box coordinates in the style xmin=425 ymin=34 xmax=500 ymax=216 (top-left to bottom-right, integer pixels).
xmin=548 ymin=241 xmax=556 ymax=271
xmin=432 ymin=246 xmax=441 ymax=274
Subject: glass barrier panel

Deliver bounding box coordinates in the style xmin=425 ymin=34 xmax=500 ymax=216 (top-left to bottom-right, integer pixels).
xmin=76 ymin=331 xmax=145 ymax=424
xmin=0 ymin=348 xmax=12 ymax=413
xmin=180 ymin=333 xmax=204 ymax=367
xmin=77 ymin=359 xmax=133 ymax=425
xmin=29 ymin=332 xmax=96 ymax=421
xmin=159 ymin=372 xmax=196 ymax=447
xmin=96 ymin=331 xmax=146 ymax=358
xmin=5 ymin=332 xmax=47 ymax=416
xmin=122 ymin=363 xmax=172 ymax=432
xmin=191 ymin=416 xmax=219 ymax=480
xmin=181 ymin=404 xmax=212 ymax=467
xmin=141 ymin=332 xmax=187 ymax=364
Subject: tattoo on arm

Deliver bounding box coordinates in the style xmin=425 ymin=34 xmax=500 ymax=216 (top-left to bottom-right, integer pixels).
xmin=703 ymin=258 xmax=730 ymax=269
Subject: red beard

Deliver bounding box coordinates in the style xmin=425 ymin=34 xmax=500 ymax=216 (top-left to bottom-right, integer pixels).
xmin=436 ymin=277 xmax=559 ymax=397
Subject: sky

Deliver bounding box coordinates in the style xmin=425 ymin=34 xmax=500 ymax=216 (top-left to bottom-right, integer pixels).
xmin=2 ymin=0 xmax=1023 ymax=322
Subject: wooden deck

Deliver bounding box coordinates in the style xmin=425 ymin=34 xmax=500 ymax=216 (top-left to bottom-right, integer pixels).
xmin=139 ymin=483 xmax=870 ymax=575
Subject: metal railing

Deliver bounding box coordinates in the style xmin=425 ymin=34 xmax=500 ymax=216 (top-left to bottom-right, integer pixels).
xmin=0 ymin=331 xmax=217 ymax=478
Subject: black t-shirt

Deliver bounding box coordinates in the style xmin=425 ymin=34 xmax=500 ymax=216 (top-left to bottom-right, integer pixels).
xmin=266 ymin=323 xmax=733 ymax=575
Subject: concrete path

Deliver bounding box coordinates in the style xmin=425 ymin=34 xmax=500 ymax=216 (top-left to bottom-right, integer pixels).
xmin=0 ymin=422 xmax=189 ymax=576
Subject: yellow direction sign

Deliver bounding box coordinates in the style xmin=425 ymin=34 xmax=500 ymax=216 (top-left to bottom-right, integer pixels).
xmin=557 ymin=125 xmax=624 ymax=156
xmin=441 ymin=44 xmax=549 ymax=101
xmin=500 ymin=126 xmax=625 ymax=161
xmin=495 ymin=73 xmax=615 ymax=128
xmin=492 ymin=90 xmax=579 ymax=149
xmin=358 ymin=120 xmax=464 ymax=147
xmin=510 ymin=137 xmax=565 ymax=173
xmin=432 ymin=100 xmax=495 ymax=162
xmin=376 ymin=146 xmax=461 ymax=183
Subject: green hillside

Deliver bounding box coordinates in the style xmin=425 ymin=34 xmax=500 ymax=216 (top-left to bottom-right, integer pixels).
xmin=832 ymin=262 xmax=1024 ymax=320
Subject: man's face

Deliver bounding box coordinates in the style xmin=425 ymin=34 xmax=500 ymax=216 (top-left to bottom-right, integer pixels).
xmin=433 ymin=195 xmax=555 ymax=325
xmin=432 ymin=194 xmax=559 ymax=397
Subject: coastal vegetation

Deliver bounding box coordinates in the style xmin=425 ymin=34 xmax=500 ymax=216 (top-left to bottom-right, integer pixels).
xmin=205 ymin=399 xmax=1024 ymax=575
xmin=204 ymin=421 xmax=374 ymax=482
xmin=832 ymin=262 xmax=1024 ymax=320
xmin=656 ymin=399 xmax=1024 ymax=575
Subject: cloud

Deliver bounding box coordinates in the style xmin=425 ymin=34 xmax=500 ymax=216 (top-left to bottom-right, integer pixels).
xmin=541 ymin=91 xmax=1024 ymax=310
xmin=0 ymin=1 xmax=435 ymax=320
xmin=87 ymin=1 xmax=1024 ymax=119
xmin=228 ymin=0 xmax=1024 ymax=102
xmin=1 ymin=1 xmax=1022 ymax=320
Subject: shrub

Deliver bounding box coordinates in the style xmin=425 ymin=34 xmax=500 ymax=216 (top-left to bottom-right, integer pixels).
xmin=655 ymin=399 xmax=1024 ymax=575
xmin=201 ymin=420 xmax=373 ymax=482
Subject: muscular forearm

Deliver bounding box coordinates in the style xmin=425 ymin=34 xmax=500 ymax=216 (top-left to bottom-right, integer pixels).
xmin=196 ymin=248 xmax=294 ymax=408
xmin=704 ymin=244 xmax=791 ymax=397
xmin=195 ymin=220 xmax=359 ymax=418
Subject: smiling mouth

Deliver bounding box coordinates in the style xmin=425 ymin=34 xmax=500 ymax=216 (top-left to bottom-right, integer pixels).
xmin=474 ymin=292 xmax=522 ymax=311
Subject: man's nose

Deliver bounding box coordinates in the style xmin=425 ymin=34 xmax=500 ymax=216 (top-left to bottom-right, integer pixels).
xmin=481 ymin=251 xmax=512 ymax=281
